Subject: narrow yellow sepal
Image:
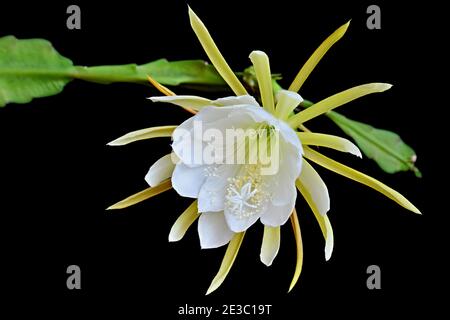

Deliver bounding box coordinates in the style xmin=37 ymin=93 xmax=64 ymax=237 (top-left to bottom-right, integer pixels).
xmin=149 ymin=95 xmax=213 ymax=110
xmin=107 ymin=125 xmax=176 ymax=146
xmin=297 ymin=132 xmax=362 ymax=157
xmin=147 ymin=75 xmax=197 ymax=114
xmin=299 ymin=159 xmax=330 ymax=215
xmin=249 ymin=51 xmax=275 ymax=114
xmin=260 ymin=226 xmax=280 ymax=267
xmin=303 ymin=147 xmax=421 ymax=214
xmin=206 ymin=232 xmax=245 ymax=295
xmin=188 ymin=7 xmax=247 ymax=96
xmin=106 ymin=179 xmax=172 ymax=210
xmin=296 ymin=178 xmax=334 ymax=261
xmin=168 ymin=201 xmax=199 ymax=242
xmin=288 ymin=83 xmax=392 ymax=128
xmin=288 ymin=209 xmax=303 ymax=292
xmin=275 ymin=90 xmax=303 ymax=120
xmin=147 ymin=74 xmax=176 ymax=96
xmin=288 ymin=21 xmax=350 ymax=92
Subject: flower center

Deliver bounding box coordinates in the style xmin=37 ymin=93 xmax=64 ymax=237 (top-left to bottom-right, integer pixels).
xmin=225 ymin=165 xmax=268 ymax=219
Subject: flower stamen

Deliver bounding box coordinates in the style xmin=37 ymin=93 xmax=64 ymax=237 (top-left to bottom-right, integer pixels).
xmin=225 ymin=169 xmax=268 ymax=219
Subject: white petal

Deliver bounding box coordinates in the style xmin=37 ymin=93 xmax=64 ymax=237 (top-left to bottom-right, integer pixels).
xmin=171 ymin=119 xmax=197 ymax=166
xmin=173 ymin=103 xmax=301 ymax=161
xmin=172 ymin=106 xmax=253 ymax=166
xmin=224 ymin=209 xmax=261 ymax=233
xmin=171 ymin=163 xmax=207 ymax=198
xmin=145 ymin=154 xmax=176 ymax=187
xmin=172 ymin=106 xmax=259 ymax=167
xmin=277 ymin=119 xmax=304 ymax=152
xmin=171 ymin=106 xmax=236 ymax=165
xmin=198 ymin=165 xmax=238 ymax=213
xmin=198 ymin=212 xmax=235 ymax=249
xmin=270 ymin=177 xmax=297 ymax=208
xmin=269 ymin=144 xmax=302 ymax=205
xmin=200 ymin=104 xmax=272 ymax=127
xmin=298 ymin=159 xmax=330 ymax=215
xmin=213 ymin=95 xmax=259 ymax=107
xmin=202 ymin=109 xmax=255 ymax=133
xmin=237 ymin=103 xmax=273 ymax=122
xmin=198 ymin=180 xmax=226 ymax=212
xmin=195 ymin=104 xmax=241 ymax=122
xmin=260 ymin=185 xmax=296 ymax=226
xmin=263 ymin=137 xmax=302 ymax=206
xmin=239 ymin=105 xmax=303 ymax=152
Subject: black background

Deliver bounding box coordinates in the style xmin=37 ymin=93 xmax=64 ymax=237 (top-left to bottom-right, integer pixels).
xmin=0 ymin=0 xmax=444 ymax=317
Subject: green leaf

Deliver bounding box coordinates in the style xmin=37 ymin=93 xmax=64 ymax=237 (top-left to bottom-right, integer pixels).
xmin=327 ymin=111 xmax=421 ymax=177
xmin=0 ymin=35 xmax=227 ymax=107
xmin=0 ymin=36 xmax=75 ymax=107
xmin=73 ymin=59 xmax=226 ymax=86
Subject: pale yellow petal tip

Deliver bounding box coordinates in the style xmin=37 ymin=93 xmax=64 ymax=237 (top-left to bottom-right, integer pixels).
xmin=402 ymin=199 xmax=421 ymax=215
xmin=249 ymin=50 xmax=268 ymax=60
xmin=106 ymin=139 xmax=122 ymax=146
xmin=260 ymin=255 xmax=273 ymax=267
xmin=188 ymin=6 xmax=203 ymax=36
xmin=205 ymin=284 xmax=217 ymax=296
xmin=378 ymin=83 xmax=393 ymax=91
xmin=325 ymin=249 xmax=332 ymax=261
xmin=364 ymin=83 xmax=393 ymax=92
xmin=188 ymin=5 xmax=197 ymax=23
xmin=147 ymin=96 xmax=166 ymax=102
xmin=106 ymin=204 xmax=120 ymax=210
xmin=410 ymin=205 xmax=422 ymax=215
xmin=288 ymin=282 xmax=297 ymax=293
xmin=334 ymin=20 xmax=351 ymax=39
xmin=343 ymin=20 xmax=351 ymax=29
xmin=325 ymin=237 xmax=333 ymax=260
xmin=351 ymin=146 xmax=363 ymax=158
xmin=287 ymin=268 xmax=301 ymax=293
xmin=168 ymin=233 xmax=181 ymax=242
xmin=278 ymin=89 xmax=303 ymax=100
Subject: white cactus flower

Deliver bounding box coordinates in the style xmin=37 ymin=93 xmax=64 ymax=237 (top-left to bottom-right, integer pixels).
xmin=107 ymin=7 xmax=421 ymax=295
